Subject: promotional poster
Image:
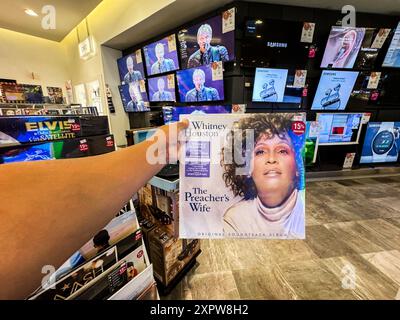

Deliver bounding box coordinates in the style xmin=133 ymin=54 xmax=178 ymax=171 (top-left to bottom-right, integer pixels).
xmin=47 ymin=86 xmax=64 ymax=104
xmin=382 ymin=22 xmax=400 ymax=68
xmin=162 ymin=105 xmax=231 ymax=124
xmin=118 ymin=83 xmax=150 ymax=112
xmin=320 ymin=26 xmax=366 ymax=69
xmin=143 ymin=35 xmax=180 ymax=76
xmin=177 ymin=10 xmax=235 ymax=69
xmin=316 ymin=113 xmax=363 ymax=144
xmin=252 ymin=68 xmax=288 ymax=103
xmin=117 ymin=50 xmax=145 ymax=84
xmin=360 ymin=122 xmax=400 ymax=163
xmin=311 ymin=70 xmax=359 ymax=110
xmin=148 ymin=74 xmax=176 ymax=102
xmin=179 ymin=113 xmax=306 ymax=239
xmin=176 ymin=62 xmax=224 ymax=102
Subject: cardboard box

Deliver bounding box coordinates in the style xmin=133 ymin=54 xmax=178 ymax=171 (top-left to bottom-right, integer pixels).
xmin=0 ymin=115 xmax=109 ymax=147
xmin=147 ymin=226 xmax=200 ymax=287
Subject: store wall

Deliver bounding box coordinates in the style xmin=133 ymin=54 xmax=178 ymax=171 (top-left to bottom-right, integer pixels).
xmin=60 ymin=0 xmax=177 ymax=146
xmin=0 ymin=28 xmax=69 ymax=97
xmin=101 ymin=46 xmax=130 ymax=147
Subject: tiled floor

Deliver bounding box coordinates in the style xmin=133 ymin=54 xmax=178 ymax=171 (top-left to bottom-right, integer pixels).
xmin=163 ymin=175 xmax=400 ymax=300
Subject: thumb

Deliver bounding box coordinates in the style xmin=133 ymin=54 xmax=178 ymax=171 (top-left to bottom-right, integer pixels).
xmin=177 ymin=118 xmax=189 ymax=131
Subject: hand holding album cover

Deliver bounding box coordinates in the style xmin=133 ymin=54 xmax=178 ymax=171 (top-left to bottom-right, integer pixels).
xmin=179 ymin=113 xmax=306 ymax=239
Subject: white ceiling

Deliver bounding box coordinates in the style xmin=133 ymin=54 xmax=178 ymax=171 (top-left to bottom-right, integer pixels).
xmin=0 ymin=0 xmax=102 ymax=41
xmin=105 ymin=0 xmax=400 ymax=50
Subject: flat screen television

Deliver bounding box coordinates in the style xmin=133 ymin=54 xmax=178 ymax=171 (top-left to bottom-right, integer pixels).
xmin=316 ymin=113 xmax=363 ymax=145
xmin=118 ymin=83 xmax=150 ymax=112
xmin=353 ymin=28 xmax=380 ymax=70
xmin=177 ymin=10 xmax=235 ymax=69
xmin=117 ymin=49 xmax=146 ymax=84
xmin=176 ymin=62 xmax=224 ymax=102
xmin=148 ymin=74 xmax=176 ymax=102
xmin=311 ymin=70 xmax=359 ymax=111
xmin=377 ymin=72 xmax=400 ymax=105
xmin=360 ymin=122 xmax=400 ymax=163
xmin=252 ymin=68 xmax=303 ymax=103
xmin=320 ymin=26 xmax=366 ymax=69
xmin=143 ymin=34 xmax=180 ymax=76
xmin=382 ymin=22 xmax=400 ymax=68
xmin=162 ymin=105 xmax=231 ymax=124
xmin=22 ymin=84 xmax=43 ymax=103
xmin=241 ymin=19 xmax=310 ymax=68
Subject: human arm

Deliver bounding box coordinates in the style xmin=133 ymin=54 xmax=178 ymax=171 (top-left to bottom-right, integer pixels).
xmin=0 ymin=120 xmax=188 ymax=299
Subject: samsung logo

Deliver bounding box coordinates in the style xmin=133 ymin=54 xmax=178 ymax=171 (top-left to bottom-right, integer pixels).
xmin=267 ymin=42 xmax=288 ymax=48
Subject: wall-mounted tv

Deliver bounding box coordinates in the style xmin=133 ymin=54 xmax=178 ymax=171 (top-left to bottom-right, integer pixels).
xmin=177 ymin=9 xmax=235 ymax=69
xmin=117 ymin=49 xmax=145 ymax=84
xmin=252 ymin=68 xmax=303 ymax=104
xmin=311 ymin=70 xmax=359 ymax=111
xmin=176 ymin=62 xmax=224 ymax=102
xmin=360 ymin=122 xmax=400 ymax=163
xmin=162 ymin=105 xmax=231 ymax=124
xmin=320 ymin=26 xmax=366 ymax=69
xmin=241 ymin=19 xmax=310 ymax=68
xmin=382 ymin=22 xmax=400 ymax=68
xmin=316 ymin=113 xmax=363 ymax=145
xmin=148 ymin=74 xmax=176 ymax=102
xmin=353 ymin=28 xmax=380 ymax=70
xmin=22 ymin=84 xmax=43 ymax=103
xmin=118 ymin=82 xmax=150 ymax=112
xmin=143 ymin=34 xmax=180 ymax=76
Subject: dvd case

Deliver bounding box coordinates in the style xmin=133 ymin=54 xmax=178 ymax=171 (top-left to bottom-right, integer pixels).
xmin=0 ymin=116 xmax=109 ymax=147
xmin=179 ymin=113 xmax=306 ymax=239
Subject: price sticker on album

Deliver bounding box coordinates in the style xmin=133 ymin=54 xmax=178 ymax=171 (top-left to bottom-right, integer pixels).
xmin=367 ymin=72 xmax=381 ymax=89
xmin=292 ymin=121 xmax=306 ymax=135
xmin=167 ymin=35 xmax=177 ymax=52
xmin=211 ymin=61 xmax=223 ymax=81
xmin=139 ymin=80 xmax=146 ymax=93
xmin=309 ymin=121 xmax=320 ymax=138
xmin=301 ymin=22 xmax=315 ymax=43
xmin=222 ymin=8 xmax=235 ymax=33
xmin=371 ymin=28 xmax=391 ymax=49
xmin=135 ymin=49 xmax=142 ymax=64
xmin=294 ymin=70 xmax=307 ymax=88
xmin=167 ymin=74 xmax=175 ymax=89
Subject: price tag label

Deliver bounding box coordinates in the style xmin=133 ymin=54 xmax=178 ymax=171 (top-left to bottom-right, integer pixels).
xmin=222 ymin=8 xmax=235 ymax=33
xmin=294 ymin=70 xmax=307 ymax=88
xmin=135 ymin=50 xmax=142 ymax=64
xmin=211 ymin=61 xmax=223 ymax=81
xmin=301 ymin=22 xmax=315 ymax=43
xmin=139 ymin=80 xmax=146 ymax=93
xmin=367 ymin=72 xmax=381 ymax=89
xmin=231 ymin=104 xmax=246 ymax=113
xmin=168 ymin=35 xmax=177 ymax=52
xmin=361 ymin=113 xmax=371 ymax=124
xmin=167 ymin=74 xmax=175 ymax=89
xmin=292 ymin=121 xmax=306 ymax=135
xmin=371 ymin=28 xmax=391 ymax=49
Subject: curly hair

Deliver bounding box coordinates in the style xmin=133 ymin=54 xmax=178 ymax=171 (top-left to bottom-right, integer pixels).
xmin=221 ymin=114 xmax=304 ymax=200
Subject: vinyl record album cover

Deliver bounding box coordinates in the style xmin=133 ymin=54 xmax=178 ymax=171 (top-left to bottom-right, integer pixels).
xmin=179 ymin=113 xmax=306 ymax=239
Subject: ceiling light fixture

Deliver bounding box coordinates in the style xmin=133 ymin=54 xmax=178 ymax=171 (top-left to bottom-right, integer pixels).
xmin=255 ymin=20 xmax=263 ymax=24
xmin=25 ymin=9 xmax=38 ymax=17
